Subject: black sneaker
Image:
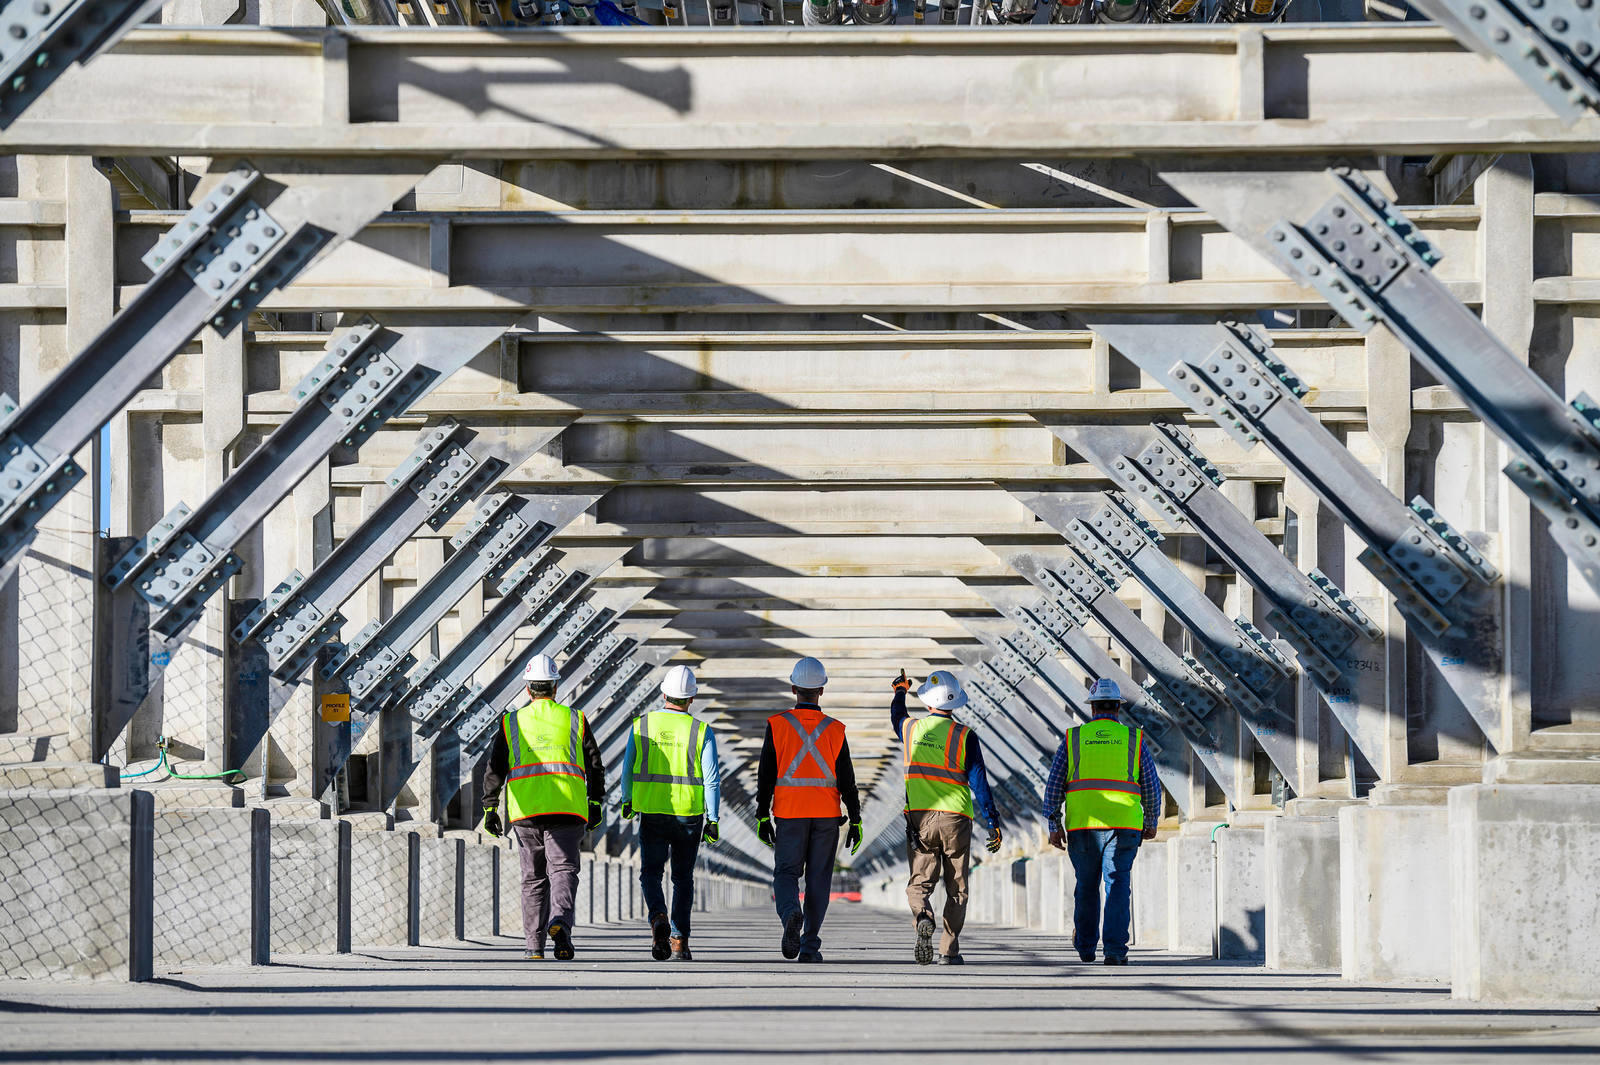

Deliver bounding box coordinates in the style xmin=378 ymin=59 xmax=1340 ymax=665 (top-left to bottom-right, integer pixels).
xmin=798 ymin=951 xmax=823 ymax=963
xmin=650 ymin=913 xmax=671 ymax=962
xmin=549 ymin=921 xmax=575 ymax=961
xmin=781 ymin=913 xmax=804 ymax=960
xmin=1078 ymin=950 xmax=1096 ymax=963
xmin=914 ymin=915 xmax=935 ymax=965
xmin=1104 ymin=956 xmax=1128 ymax=966
xmin=939 ymin=953 xmax=965 ymax=965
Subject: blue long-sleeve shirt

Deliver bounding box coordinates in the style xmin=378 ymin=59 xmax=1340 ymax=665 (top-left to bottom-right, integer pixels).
xmin=1042 ymin=710 xmax=1163 ymax=833
xmin=890 ymin=689 xmax=1000 ymax=830
xmin=620 ymin=711 xmax=721 ymax=822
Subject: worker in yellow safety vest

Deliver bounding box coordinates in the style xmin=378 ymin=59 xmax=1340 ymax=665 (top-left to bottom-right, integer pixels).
xmin=480 ymin=653 xmax=604 ymax=962
xmin=621 ymin=663 xmax=722 ymax=962
xmin=1044 ymin=678 xmax=1163 ymax=966
xmin=891 ymin=669 xmax=1003 ymax=966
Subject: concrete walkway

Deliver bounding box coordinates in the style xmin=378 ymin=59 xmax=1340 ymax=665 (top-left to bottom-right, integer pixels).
xmin=1 ymin=905 xmax=1597 ymax=1063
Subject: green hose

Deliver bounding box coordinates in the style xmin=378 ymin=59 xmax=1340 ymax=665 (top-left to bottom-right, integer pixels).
xmin=165 ymin=759 xmax=246 ymax=782
xmin=119 ymin=750 xmax=168 ymax=780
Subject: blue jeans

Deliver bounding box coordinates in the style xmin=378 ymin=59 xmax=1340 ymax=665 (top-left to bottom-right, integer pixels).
xmin=639 ymin=813 xmax=703 ymax=940
xmin=1066 ymin=828 xmax=1142 ymax=960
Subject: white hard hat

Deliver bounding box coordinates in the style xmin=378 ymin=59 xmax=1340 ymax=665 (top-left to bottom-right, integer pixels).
xmin=524 ymin=654 xmax=560 ymax=683
xmin=660 ymin=664 xmax=698 ymax=701
xmin=789 ymin=656 xmax=828 ymax=688
xmin=1088 ymin=677 xmax=1122 ymax=704
xmin=916 ymin=670 xmax=968 ymax=711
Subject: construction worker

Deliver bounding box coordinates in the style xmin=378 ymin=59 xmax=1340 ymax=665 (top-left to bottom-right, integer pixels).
xmin=755 ymin=656 xmax=862 ymax=963
xmin=620 ymin=663 xmax=722 ymax=962
xmin=890 ymin=669 xmax=1002 ymax=966
xmin=1044 ymin=678 xmax=1162 ymax=966
xmin=480 ymin=653 xmax=604 ymax=962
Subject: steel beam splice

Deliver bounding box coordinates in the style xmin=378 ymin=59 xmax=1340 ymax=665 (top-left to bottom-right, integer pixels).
xmin=1013 ymin=488 xmax=1303 ymax=792
xmin=0 ymin=0 xmax=167 ymax=129
xmin=1078 ymin=313 xmax=1504 ymax=746
xmin=324 ymin=491 xmax=604 ymax=714
xmin=0 ymin=159 xmax=436 ymax=571
xmin=1157 ymin=162 xmax=1600 ymax=598
xmin=1414 ymin=0 xmax=1600 ymax=124
xmin=103 ymin=316 xmax=520 ymax=638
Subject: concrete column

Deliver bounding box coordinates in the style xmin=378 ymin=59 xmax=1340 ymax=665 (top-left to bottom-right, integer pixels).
xmin=0 ymin=789 xmax=154 ymax=979
xmin=1263 ymin=810 xmax=1342 ymax=970
xmin=1214 ymin=825 xmax=1266 ymax=961
xmin=1131 ymin=839 xmax=1168 ymax=949
xmin=1024 ymin=857 xmax=1043 ymax=930
xmin=1340 ymin=802 xmax=1451 ymax=982
xmin=1450 ymin=782 xmax=1600 ymax=1001
xmin=1166 ymin=828 xmax=1216 ymax=955
xmin=1033 ymin=852 xmax=1067 ymax=935
xmin=269 ymin=818 xmax=351 ymax=955
xmin=418 ymin=836 xmax=464 ymax=944
xmin=350 ymin=827 xmax=418 ymax=947
xmin=152 ymin=805 xmax=268 ymax=967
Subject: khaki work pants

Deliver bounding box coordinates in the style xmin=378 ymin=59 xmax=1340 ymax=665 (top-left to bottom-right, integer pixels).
xmin=905 ymin=810 xmax=972 ymax=957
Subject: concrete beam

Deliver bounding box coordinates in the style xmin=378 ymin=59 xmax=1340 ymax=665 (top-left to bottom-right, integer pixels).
xmin=9 ymin=27 xmax=1598 ymax=158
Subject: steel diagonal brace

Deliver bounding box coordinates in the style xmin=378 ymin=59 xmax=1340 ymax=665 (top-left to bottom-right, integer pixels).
xmin=325 ymin=491 xmax=605 ymax=715
xmin=956 ymin=622 xmax=1082 ymax=734
xmin=1053 ymin=422 xmax=1395 ymax=772
xmin=0 ymin=0 xmax=167 ymax=129
xmin=949 ymin=643 xmax=1062 ymax=757
xmin=104 ymin=314 xmax=521 ymax=638
xmin=1159 ymin=163 xmax=1600 ymax=596
xmin=1012 ymin=488 xmax=1304 ymax=792
xmin=399 ymin=555 xmax=639 ymax=745
xmin=969 ymin=583 xmax=1192 ymax=815
xmin=1412 ymin=0 xmax=1600 ymax=123
xmin=577 ymin=642 xmax=680 ymax=725
xmin=232 ymin=418 xmax=572 ymax=678
xmin=1077 ymin=313 xmax=1505 ymax=746
xmin=381 ymin=578 xmax=642 ymax=810
xmin=949 ymin=676 xmax=1048 ymax=796
xmin=0 ymin=158 xmax=437 ymax=574
xmin=1004 ymin=546 xmax=1245 ymax=806
xmin=555 ymin=616 xmax=671 ymax=709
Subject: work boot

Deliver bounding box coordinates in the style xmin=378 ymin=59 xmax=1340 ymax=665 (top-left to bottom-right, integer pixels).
xmin=914 ymin=914 xmax=935 ymax=966
xmin=781 ymin=913 xmax=804 ymax=959
xmin=1077 ymin=948 xmax=1096 ymax=963
xmin=548 ymin=921 xmax=575 ymax=961
xmin=671 ymin=936 xmax=693 ymax=961
xmin=650 ymin=912 xmax=671 ymax=962
xmin=1104 ymin=956 xmax=1129 ymax=966
xmin=798 ymin=951 xmax=823 ymax=963
xmin=939 ymin=953 xmax=965 ymax=965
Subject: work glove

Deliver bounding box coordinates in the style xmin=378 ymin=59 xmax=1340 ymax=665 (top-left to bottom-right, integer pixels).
xmin=621 ymin=800 xmax=635 ymax=821
xmin=586 ymin=800 xmax=603 ymax=831
xmin=757 ymin=816 xmax=774 ymax=848
xmin=702 ymin=820 xmax=720 ymax=845
xmin=892 ymin=669 xmax=912 ymax=693
xmin=481 ymin=807 xmax=503 ymax=838
xmin=985 ymin=826 xmax=1003 ymax=854
xmin=846 ymin=821 xmax=863 ymax=855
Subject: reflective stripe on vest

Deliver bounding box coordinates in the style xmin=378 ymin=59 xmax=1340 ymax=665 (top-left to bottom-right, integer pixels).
xmin=770 ymin=709 xmax=843 ymax=819
xmin=903 ymin=714 xmax=975 ymax=819
xmin=504 ymin=699 xmax=588 ymax=822
xmin=776 ymin=711 xmax=836 ymax=789
xmin=630 ymin=711 xmax=707 ymax=816
xmin=1064 ymin=719 xmax=1143 ymax=832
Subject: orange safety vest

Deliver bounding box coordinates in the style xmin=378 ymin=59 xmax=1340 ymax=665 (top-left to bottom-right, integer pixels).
xmin=769 ymin=708 xmax=845 ymax=820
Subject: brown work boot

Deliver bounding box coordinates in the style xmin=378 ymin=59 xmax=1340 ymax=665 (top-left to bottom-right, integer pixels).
xmin=670 ymin=936 xmax=693 ymax=961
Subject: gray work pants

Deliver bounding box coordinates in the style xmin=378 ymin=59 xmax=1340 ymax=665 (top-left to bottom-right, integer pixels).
xmin=773 ymin=816 xmax=840 ymax=955
xmin=512 ymin=819 xmax=584 ymax=953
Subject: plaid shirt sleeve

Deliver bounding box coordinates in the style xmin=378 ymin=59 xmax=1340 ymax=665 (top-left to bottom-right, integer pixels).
xmin=1042 ymin=736 xmax=1071 ymax=831
xmin=1140 ymin=744 xmax=1163 ymax=832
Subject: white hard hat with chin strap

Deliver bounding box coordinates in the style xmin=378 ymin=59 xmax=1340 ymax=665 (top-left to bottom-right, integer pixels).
xmin=915 ymin=670 xmax=968 ymax=711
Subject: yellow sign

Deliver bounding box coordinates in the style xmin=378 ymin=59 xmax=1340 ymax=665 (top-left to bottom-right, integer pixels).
xmin=320 ymin=693 xmax=351 ymax=723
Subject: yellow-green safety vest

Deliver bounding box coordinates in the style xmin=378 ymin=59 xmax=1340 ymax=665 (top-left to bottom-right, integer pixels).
xmin=503 ymin=698 xmax=588 ymax=823
xmin=629 ymin=710 xmax=708 ymax=816
xmin=902 ymin=714 xmax=975 ymax=819
xmin=1063 ymin=719 xmax=1144 ymax=832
